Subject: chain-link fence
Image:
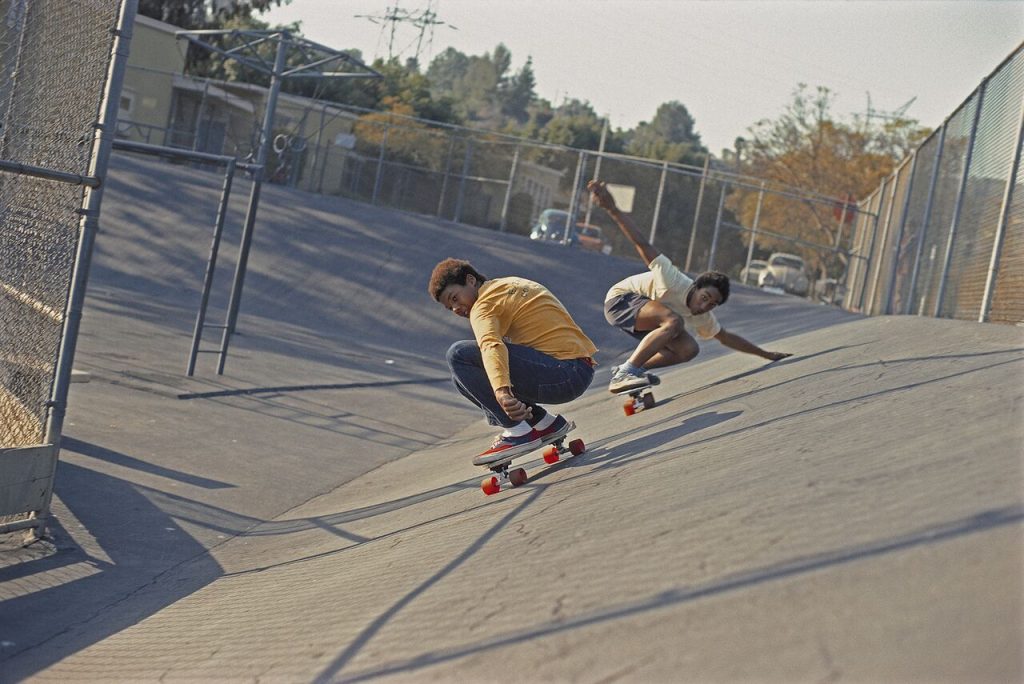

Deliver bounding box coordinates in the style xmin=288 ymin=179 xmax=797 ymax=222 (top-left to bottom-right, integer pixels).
xmin=847 ymin=43 xmax=1024 ymax=324
xmin=117 ymin=64 xmax=864 ymax=308
xmin=1 ymin=0 xmax=134 ymax=536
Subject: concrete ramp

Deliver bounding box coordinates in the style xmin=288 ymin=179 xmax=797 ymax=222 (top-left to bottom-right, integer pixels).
xmin=1 ymin=154 xmax=1021 ymax=682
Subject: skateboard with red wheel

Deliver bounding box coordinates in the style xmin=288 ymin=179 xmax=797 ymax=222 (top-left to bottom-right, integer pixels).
xmin=477 ymin=423 xmax=585 ymax=496
xmin=615 ymin=383 xmax=655 ymax=416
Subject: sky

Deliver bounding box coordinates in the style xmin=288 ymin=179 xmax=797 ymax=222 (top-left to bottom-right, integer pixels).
xmin=262 ymin=0 xmax=1024 ymax=155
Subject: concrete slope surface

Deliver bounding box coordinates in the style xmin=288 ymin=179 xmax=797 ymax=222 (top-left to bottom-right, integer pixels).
xmin=1 ymin=154 xmax=1021 ymax=682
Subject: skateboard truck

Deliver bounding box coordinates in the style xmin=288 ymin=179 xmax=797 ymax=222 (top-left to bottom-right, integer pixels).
xmin=622 ymin=385 xmax=656 ymax=416
xmin=480 ymin=434 xmax=585 ymax=496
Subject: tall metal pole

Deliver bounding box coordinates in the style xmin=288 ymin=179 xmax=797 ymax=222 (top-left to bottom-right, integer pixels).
xmin=979 ymin=91 xmax=1024 ymax=322
xmin=685 ymin=154 xmax=711 ymax=272
xmin=742 ymin=181 xmax=766 ymax=284
xmin=371 ymin=123 xmax=389 ymax=204
xmin=865 ymin=170 xmax=901 ymax=314
xmin=41 ymin=0 xmax=138 ymax=537
xmin=856 ymin=187 xmax=884 ymax=313
xmin=436 ymin=136 xmax=455 ymax=218
xmin=224 ymin=31 xmax=288 ymax=339
xmin=934 ymin=82 xmax=986 ymax=318
xmin=706 ymin=182 xmax=727 ymax=271
xmin=649 ymin=160 xmax=668 ymax=244
xmin=192 ymin=79 xmax=210 ymax=151
xmin=883 ymin=152 xmax=919 ymax=314
xmin=584 ymin=117 xmax=608 ymax=226
xmin=564 ymin=150 xmax=585 ymax=243
xmin=906 ymin=126 xmax=946 ymax=314
xmin=310 ymin=101 xmax=328 ymax=193
xmin=453 ymin=138 xmax=473 ymax=223
xmin=499 ymin=144 xmax=520 ymax=232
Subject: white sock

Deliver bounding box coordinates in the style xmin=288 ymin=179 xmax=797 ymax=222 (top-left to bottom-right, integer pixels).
xmin=622 ymin=362 xmax=645 ymax=376
xmin=532 ymin=413 xmax=556 ymax=430
xmin=502 ymin=421 xmax=532 ymax=437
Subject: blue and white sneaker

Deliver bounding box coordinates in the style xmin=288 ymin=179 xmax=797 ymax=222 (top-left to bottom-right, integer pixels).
xmin=473 ymin=431 xmax=541 ymax=466
xmin=609 ymin=365 xmax=650 ymax=393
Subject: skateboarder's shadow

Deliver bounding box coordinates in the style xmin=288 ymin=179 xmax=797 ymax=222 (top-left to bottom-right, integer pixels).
xmin=513 ymin=410 xmax=741 ymax=486
xmin=583 ymin=410 xmax=743 ymax=472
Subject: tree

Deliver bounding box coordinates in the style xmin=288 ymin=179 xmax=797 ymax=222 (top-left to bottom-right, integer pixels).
xmin=139 ymin=0 xmax=290 ymax=30
xmin=625 ymin=101 xmax=706 ymax=166
xmin=425 ymin=44 xmax=538 ymax=129
xmin=498 ymin=57 xmax=536 ymax=123
xmin=732 ymin=84 xmax=929 ymax=278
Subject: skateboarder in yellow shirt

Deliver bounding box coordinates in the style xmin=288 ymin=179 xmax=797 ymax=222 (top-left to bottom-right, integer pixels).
xmin=429 ymin=258 xmax=598 ymax=460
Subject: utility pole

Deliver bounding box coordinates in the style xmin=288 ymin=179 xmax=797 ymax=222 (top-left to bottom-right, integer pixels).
xmin=584 ymin=116 xmax=609 ymax=225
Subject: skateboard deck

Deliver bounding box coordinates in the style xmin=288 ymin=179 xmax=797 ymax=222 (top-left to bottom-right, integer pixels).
xmin=477 ymin=422 xmax=584 ymax=496
xmin=612 ymin=382 xmax=656 ymax=416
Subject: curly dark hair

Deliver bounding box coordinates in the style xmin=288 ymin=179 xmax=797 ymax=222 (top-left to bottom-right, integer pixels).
xmin=693 ymin=271 xmax=730 ymax=304
xmin=428 ymin=258 xmax=487 ymax=301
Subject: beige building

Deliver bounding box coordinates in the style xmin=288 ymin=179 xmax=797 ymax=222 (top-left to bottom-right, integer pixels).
xmin=118 ymin=15 xmax=360 ymax=188
xmin=118 ymin=14 xmax=185 ymax=143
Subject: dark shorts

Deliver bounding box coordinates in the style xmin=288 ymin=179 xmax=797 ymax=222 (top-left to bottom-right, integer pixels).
xmin=604 ymin=292 xmax=653 ymax=341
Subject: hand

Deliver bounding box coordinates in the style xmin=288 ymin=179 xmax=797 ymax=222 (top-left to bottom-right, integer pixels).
xmin=587 ymin=180 xmax=618 ymax=212
xmin=764 ymin=351 xmax=792 ymax=362
xmin=496 ymin=387 xmax=533 ymax=422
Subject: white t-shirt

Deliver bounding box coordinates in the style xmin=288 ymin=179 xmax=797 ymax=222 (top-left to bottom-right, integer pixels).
xmin=605 ymin=254 xmax=721 ymax=339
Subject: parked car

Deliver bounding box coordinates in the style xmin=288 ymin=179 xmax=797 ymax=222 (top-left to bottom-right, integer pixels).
xmin=757 ymin=252 xmax=810 ymax=296
xmin=529 ymin=209 xmax=571 ymax=242
xmin=739 ymin=259 xmax=769 ymax=285
xmin=529 ymin=209 xmax=611 ymax=254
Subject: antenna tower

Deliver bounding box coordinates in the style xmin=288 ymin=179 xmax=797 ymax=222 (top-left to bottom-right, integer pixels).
xmin=356 ymin=1 xmax=456 ymax=64
xmin=864 ymin=92 xmax=918 ymax=123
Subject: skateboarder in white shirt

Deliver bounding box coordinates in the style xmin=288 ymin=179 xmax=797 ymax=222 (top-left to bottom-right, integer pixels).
xmin=588 ymin=180 xmax=792 ymax=393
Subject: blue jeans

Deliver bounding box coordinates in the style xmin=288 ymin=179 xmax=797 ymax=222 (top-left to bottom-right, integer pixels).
xmin=446 ymin=340 xmax=595 ymax=428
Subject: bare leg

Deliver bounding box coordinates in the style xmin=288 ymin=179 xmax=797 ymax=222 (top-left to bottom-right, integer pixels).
xmin=626 ymin=300 xmax=698 ymax=369
xmin=643 ymin=334 xmax=700 ymax=368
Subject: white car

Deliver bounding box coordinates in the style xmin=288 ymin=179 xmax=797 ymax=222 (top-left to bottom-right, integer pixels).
xmin=740 ymin=259 xmax=768 ymax=285
xmin=758 ymin=253 xmax=810 ymax=297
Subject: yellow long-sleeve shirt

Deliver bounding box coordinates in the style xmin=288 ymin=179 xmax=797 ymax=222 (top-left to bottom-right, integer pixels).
xmin=469 ymin=277 xmax=598 ymax=391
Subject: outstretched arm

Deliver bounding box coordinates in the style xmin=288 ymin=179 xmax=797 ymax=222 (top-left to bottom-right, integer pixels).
xmin=588 ymin=180 xmax=660 ymax=266
xmin=714 ymin=328 xmax=792 ymax=361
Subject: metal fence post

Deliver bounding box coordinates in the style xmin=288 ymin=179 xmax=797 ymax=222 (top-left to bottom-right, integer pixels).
xmin=685 ymin=154 xmax=711 ymax=272
xmin=649 ymin=160 xmax=668 ymax=245
xmin=437 ymin=136 xmax=455 ymax=218
xmin=865 ymin=174 xmax=900 ymax=314
xmin=192 ymin=79 xmax=210 ymax=151
xmin=935 ymin=82 xmax=987 ymax=318
xmin=979 ymin=90 xmax=1024 ymax=322
xmin=905 ymin=126 xmax=946 ymax=314
xmin=883 ymin=152 xmax=919 ymax=314
xmin=707 ymin=182 xmax=727 ymax=271
xmin=38 ymin=0 xmax=138 ymax=540
xmin=563 ymin=150 xmax=585 ymax=243
xmin=453 ymin=137 xmax=473 ymax=223
xmin=584 ymin=118 xmax=608 ymax=225
xmin=308 ymin=101 xmax=327 ymax=192
xmin=742 ymin=181 xmax=766 ymax=284
xmin=371 ymin=123 xmax=389 ymax=205
xmin=499 ymin=144 xmax=520 ymax=232
xmin=856 ymin=190 xmax=884 ymax=312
